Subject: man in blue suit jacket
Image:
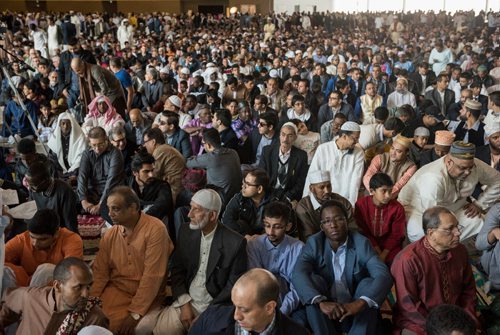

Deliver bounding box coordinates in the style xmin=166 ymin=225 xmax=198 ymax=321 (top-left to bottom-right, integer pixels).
xmin=158 ymin=111 xmax=193 ymax=160
xmin=292 ymin=200 xmax=392 ymax=335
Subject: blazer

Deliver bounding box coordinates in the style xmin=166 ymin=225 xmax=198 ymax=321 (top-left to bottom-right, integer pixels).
xmin=259 ymin=144 xmax=308 ymax=201
xmin=291 ymin=230 xmax=392 ymax=306
xmin=249 ymin=128 xmax=279 ymax=164
xmin=476 ymin=145 xmax=500 ymax=172
xmin=171 ymin=223 xmax=247 ymax=305
xmin=424 ymin=88 xmax=455 ymax=114
xmin=408 ymin=72 xmax=436 ymax=96
xmin=168 ymin=129 xmax=193 ymax=160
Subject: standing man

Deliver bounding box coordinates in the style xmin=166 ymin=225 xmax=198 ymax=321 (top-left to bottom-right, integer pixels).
xmin=91 ymin=186 xmax=173 ymax=334
xmin=110 ymin=57 xmax=134 ymax=113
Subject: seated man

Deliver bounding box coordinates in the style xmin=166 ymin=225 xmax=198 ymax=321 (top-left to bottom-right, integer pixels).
xmin=291 ymin=200 xmax=393 ymax=335
xmin=212 ymin=108 xmax=238 ymax=151
xmin=420 ymin=130 xmax=456 ymax=167
xmin=109 ymin=126 xmax=137 ymax=175
xmin=426 ymin=304 xmax=477 ymax=335
xmin=296 ymin=170 xmax=354 ymax=242
xmin=408 ymin=127 xmax=430 ymax=168
xmin=476 ymin=203 xmax=500 ymax=293
xmin=153 ymin=189 xmax=247 ymax=335
xmin=391 ymin=206 xmax=479 ymax=334
xmin=222 ymin=168 xmax=274 ymax=237
xmin=186 ymin=128 xmax=242 ymax=204
xmin=4 ymin=209 xmax=83 ymax=288
xmin=47 ymin=111 xmax=87 ymax=184
xmin=188 ymin=269 xmax=309 ymax=335
xmin=259 ymin=122 xmax=308 ymax=202
xmin=127 ymin=151 xmax=173 ymax=222
xmin=91 ymin=186 xmax=173 ymax=334
xmin=354 ymin=173 xmax=406 ymax=264
xmin=475 ymin=122 xmax=500 ymax=172
xmin=125 ymin=108 xmax=152 ymax=146
xmin=248 ymin=111 xmax=279 ymax=166
xmin=77 ymin=126 xmax=124 ymax=223
xmin=399 ymin=141 xmax=500 ymax=242
xmin=157 ymin=111 xmax=192 ymax=160
xmin=0 ymin=257 xmax=108 ymax=334
xmin=362 ymin=135 xmax=417 ymax=198
xmin=247 ymin=202 xmax=304 ymax=318
xmin=26 ymin=161 xmax=78 ymax=233
xmin=143 ymin=127 xmax=185 ymax=203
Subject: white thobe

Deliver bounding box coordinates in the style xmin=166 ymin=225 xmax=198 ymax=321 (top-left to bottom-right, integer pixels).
xmin=429 ymin=48 xmax=453 ymax=76
xmin=387 ymin=91 xmax=417 ymax=110
xmin=398 ymin=157 xmax=500 ymax=242
xmin=303 ymin=139 xmax=365 ymax=206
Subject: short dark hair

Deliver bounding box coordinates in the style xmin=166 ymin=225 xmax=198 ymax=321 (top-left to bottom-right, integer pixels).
xmin=254 ymin=94 xmax=268 ymax=106
xmin=109 ymin=57 xmax=123 ymax=68
xmin=298 ymin=78 xmax=310 ymax=88
xmin=422 ymin=206 xmax=454 ymax=233
xmin=292 ymin=94 xmax=305 ymax=106
xmin=469 ymin=81 xmax=482 ymax=89
xmin=26 ymin=161 xmax=50 ymax=179
xmin=374 ymin=106 xmax=389 ymax=121
xmin=384 ymin=117 xmax=405 ymax=133
xmin=369 ymin=173 xmax=394 ymax=190
xmin=143 ymin=127 xmax=165 ymax=145
xmin=17 ymin=138 xmax=36 ymax=154
xmin=108 ymin=186 xmax=141 ymax=211
xmin=202 ymin=127 xmax=221 ymax=148
xmin=336 ymin=79 xmax=350 ymax=90
xmin=263 ymin=201 xmax=291 ymax=224
xmin=259 ymin=112 xmax=278 ymax=130
xmin=161 ymin=111 xmax=180 ymax=129
xmin=246 ymin=168 xmax=270 ymax=194
xmin=28 ymin=209 xmax=60 ymax=235
xmin=437 ymin=73 xmax=449 ymax=83
xmin=88 ymin=126 xmax=107 ymax=140
xmin=319 ymin=199 xmax=348 ymax=219
xmin=131 ymin=151 xmax=155 ymax=173
xmin=330 ymin=90 xmax=343 ymax=100
xmin=426 ymin=304 xmax=476 ymax=335
xmin=214 ymin=109 xmax=232 ymax=128
xmin=53 ymin=257 xmax=92 ymax=283
xmin=490 ymin=91 xmax=500 ymax=107
xmin=333 ymin=112 xmax=347 ymax=121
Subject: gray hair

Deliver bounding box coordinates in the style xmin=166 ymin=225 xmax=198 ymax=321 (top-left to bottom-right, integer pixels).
xmin=109 ymin=126 xmax=126 ymax=141
xmin=422 ymin=206 xmax=454 ymax=233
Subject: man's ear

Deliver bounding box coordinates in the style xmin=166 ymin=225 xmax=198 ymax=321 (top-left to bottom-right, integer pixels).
xmin=53 ymin=279 xmax=62 ymax=292
xmin=285 ymin=221 xmax=293 ymax=233
xmin=265 ymin=300 xmax=277 ymax=314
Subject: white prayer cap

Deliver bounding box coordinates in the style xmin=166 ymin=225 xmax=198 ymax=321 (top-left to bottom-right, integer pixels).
xmin=309 ymin=170 xmax=331 ymax=184
xmin=159 ymin=66 xmax=169 ymax=74
xmin=206 ymin=62 xmax=216 ymax=68
xmin=414 ymin=127 xmax=430 ymax=137
xmin=168 ymin=95 xmax=182 ymax=108
xmin=340 ymin=121 xmax=361 ymax=132
xmin=78 ymin=326 xmax=113 ymax=335
xmin=191 ymin=189 xmax=222 ymax=213
xmin=485 ymin=121 xmax=500 ymax=137
xmin=269 ymin=69 xmax=279 ymax=78
xmin=281 ymin=122 xmax=298 ymax=134
xmin=180 ymin=67 xmax=190 ymax=75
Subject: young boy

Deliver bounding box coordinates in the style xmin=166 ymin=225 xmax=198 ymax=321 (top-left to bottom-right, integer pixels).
xmin=354 ymin=172 xmax=406 ymax=264
xmin=409 ymin=126 xmax=430 ymax=167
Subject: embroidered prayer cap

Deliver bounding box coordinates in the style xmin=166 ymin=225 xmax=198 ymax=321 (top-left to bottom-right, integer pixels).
xmin=450 ymin=141 xmax=476 ymax=160
xmin=394 ymin=135 xmax=412 ymax=149
xmin=463 ymin=99 xmax=482 ymax=111
xmin=282 ymin=122 xmax=298 ymax=134
xmin=340 ymin=121 xmax=361 ymax=132
xmin=191 ymin=188 xmax=222 ymax=213
xmin=485 ymin=121 xmax=500 ymax=137
xmin=477 ymin=65 xmax=487 ymax=73
xmin=434 ymin=130 xmax=456 ymax=146
xmin=168 ymin=95 xmax=182 ymax=108
xmin=309 ymin=170 xmax=331 ymax=184
xmin=414 ymin=127 xmax=430 ymax=137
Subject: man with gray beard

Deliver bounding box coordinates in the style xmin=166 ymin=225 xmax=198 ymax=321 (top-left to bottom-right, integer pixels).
xmin=153 ymin=189 xmax=247 ymax=335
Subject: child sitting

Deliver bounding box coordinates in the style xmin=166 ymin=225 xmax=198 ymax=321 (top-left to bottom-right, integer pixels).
xmin=409 ymin=126 xmax=430 ymax=167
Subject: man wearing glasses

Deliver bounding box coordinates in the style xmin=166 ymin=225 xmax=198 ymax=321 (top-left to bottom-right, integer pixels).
xmin=77 ymin=126 xmax=124 ymax=223
xmin=399 ymin=141 xmax=500 ymax=243
xmin=391 ymin=206 xmax=479 ymax=334
xmin=292 ymin=200 xmax=392 ymax=334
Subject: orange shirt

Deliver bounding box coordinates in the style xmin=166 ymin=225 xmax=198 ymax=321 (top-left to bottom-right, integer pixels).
xmin=5 ymin=228 xmax=83 ymax=286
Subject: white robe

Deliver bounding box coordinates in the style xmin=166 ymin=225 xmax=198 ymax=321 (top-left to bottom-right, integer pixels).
xmin=303 ymin=139 xmax=365 ymax=206
xmin=398 ymin=157 xmax=500 ymax=242
xmin=429 ymin=48 xmax=453 ymax=76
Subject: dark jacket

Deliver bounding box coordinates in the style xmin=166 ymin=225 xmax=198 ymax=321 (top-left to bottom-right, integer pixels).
xmin=424 ymin=88 xmax=455 ymax=115
xmin=259 ymin=145 xmax=308 ymax=201
xmin=419 ymin=149 xmax=441 ymax=167
xmin=476 ymin=145 xmax=500 ymax=172
xmin=248 ymin=128 xmax=279 ymax=164
xmin=188 ymin=305 xmax=309 ymax=335
xmin=219 ymin=127 xmax=239 ymax=151
xmin=171 ymin=223 xmax=247 ymax=304
xmin=127 ymin=176 xmax=173 ymax=221
xmin=167 ymin=129 xmax=192 ymax=160
xmin=409 ymin=72 xmax=436 ymax=96
xmin=59 ymin=48 xmax=96 ymax=88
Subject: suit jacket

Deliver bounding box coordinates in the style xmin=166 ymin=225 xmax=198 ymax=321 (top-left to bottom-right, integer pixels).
xmin=249 ymin=128 xmax=279 ymax=164
xmin=259 ymin=145 xmax=308 ymax=201
xmin=424 ymin=88 xmax=455 ymax=114
xmin=168 ymin=129 xmax=193 ymax=160
xmin=124 ymin=118 xmax=152 ymax=146
xmin=171 ymin=223 xmax=247 ymax=305
xmin=476 ymin=145 xmax=500 ymax=172
xmin=409 ymin=72 xmax=436 ymax=96
xmin=222 ymin=86 xmax=248 ymax=104
xmin=291 ymin=231 xmax=392 ymax=306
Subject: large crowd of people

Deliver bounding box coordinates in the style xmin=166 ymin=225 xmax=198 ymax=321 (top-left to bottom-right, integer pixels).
xmin=0 ymin=7 xmax=498 ymax=335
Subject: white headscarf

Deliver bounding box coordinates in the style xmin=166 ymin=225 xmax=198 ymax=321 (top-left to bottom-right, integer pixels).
xmin=47 ymin=112 xmax=87 ymax=173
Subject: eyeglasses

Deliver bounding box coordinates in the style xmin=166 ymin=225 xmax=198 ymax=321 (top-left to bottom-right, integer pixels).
xmin=320 ymin=216 xmax=347 ymax=227
xmin=435 ymin=225 xmax=464 ymax=236
xmin=143 ymin=138 xmax=154 ymax=145
xmin=90 ymin=141 xmax=107 ymax=149
xmin=242 ymin=180 xmax=259 ymax=188
xmin=112 ymin=137 xmax=126 ymax=143
xmin=450 ymin=159 xmax=475 ymax=173
xmin=258 ymin=122 xmax=268 ymax=127
xmin=159 ymin=120 xmax=170 ymax=126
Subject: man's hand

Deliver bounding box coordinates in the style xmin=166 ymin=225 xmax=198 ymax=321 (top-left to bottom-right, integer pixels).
xmin=117 ymin=314 xmax=139 ymax=335
xmin=81 ymin=200 xmax=93 ymax=213
xmin=339 ymin=299 xmax=367 ymax=322
xmin=319 ymin=301 xmax=345 ymax=320
xmin=180 ymin=302 xmax=196 ymax=331
xmin=463 ymin=202 xmax=482 ymax=218
xmin=488 ymin=227 xmax=500 ymax=245
xmin=89 ymin=203 xmax=101 ymax=215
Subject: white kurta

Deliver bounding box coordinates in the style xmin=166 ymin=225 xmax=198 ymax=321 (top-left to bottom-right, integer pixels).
xmin=47 ymin=25 xmax=60 ymax=57
xmin=398 ymin=157 xmax=500 ymax=242
xmin=429 ymin=48 xmax=453 ymax=76
xmin=303 ymin=139 xmax=365 ymax=206
xmin=386 ymin=91 xmax=417 ymax=110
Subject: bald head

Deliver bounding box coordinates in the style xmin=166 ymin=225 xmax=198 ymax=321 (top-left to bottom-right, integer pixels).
xmin=71 ymin=58 xmax=85 ymax=77
xmin=233 ymin=269 xmax=279 ymax=306
xmin=129 ymin=108 xmax=143 ymax=127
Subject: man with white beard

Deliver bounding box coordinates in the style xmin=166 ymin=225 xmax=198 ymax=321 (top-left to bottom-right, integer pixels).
xmin=153 ymin=189 xmax=247 ymax=335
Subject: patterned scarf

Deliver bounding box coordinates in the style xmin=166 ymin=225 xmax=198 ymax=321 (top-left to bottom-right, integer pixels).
xmin=55 ymin=296 xmax=102 ymax=335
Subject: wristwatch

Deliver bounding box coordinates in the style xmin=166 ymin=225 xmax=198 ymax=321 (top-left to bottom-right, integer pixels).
xmin=130 ymin=312 xmax=141 ymax=321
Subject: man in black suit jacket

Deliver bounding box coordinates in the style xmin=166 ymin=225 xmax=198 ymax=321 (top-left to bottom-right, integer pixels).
xmin=248 ymin=112 xmax=279 ymax=165
xmin=187 ymin=269 xmax=309 ymax=335
xmin=476 ymin=126 xmax=500 ymax=172
xmin=409 ymin=62 xmax=436 ymax=99
xmin=259 ymin=122 xmax=308 ymax=201
xmin=158 ymin=111 xmax=193 ymax=159
xmin=424 ymin=74 xmax=455 ymax=117
xmin=154 ymin=189 xmax=247 ymax=335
